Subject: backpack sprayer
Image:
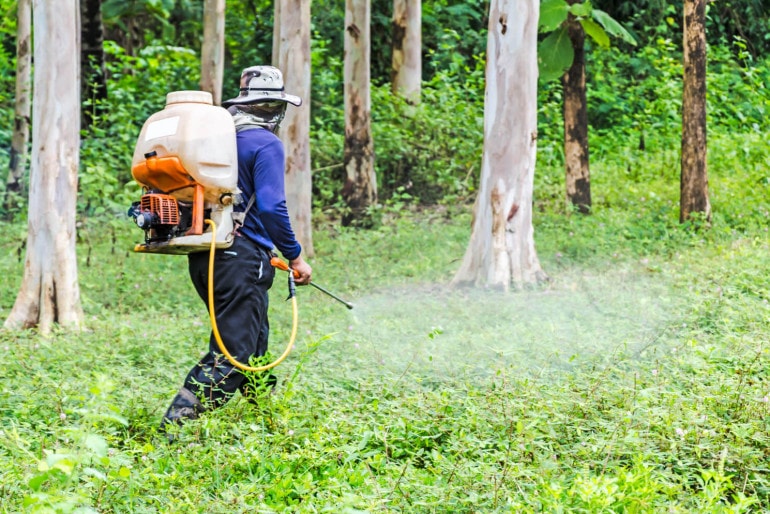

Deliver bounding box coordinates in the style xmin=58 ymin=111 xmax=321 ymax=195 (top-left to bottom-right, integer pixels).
xmin=127 ymin=90 xmax=351 ymax=372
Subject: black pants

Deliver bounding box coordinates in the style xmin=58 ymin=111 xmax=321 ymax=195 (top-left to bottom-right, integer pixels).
xmin=182 ymin=235 xmax=276 ymax=407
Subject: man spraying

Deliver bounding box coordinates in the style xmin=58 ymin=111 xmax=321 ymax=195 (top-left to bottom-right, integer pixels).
xmin=160 ymin=66 xmax=312 ymax=431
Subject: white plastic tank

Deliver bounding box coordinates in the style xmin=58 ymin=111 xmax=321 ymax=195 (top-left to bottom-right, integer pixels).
xmin=132 ymin=91 xmax=238 ymax=203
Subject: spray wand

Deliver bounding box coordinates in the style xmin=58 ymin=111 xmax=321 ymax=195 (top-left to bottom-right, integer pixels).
xmin=270 ymin=257 xmax=354 ymax=310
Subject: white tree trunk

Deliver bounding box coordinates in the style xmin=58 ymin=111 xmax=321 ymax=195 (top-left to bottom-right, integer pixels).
xmin=200 ymin=0 xmax=225 ymax=105
xmin=391 ymin=0 xmax=421 ymax=104
xmin=452 ymin=0 xmax=545 ymax=289
xmin=272 ymin=0 xmax=281 ymax=65
xmin=343 ymin=0 xmax=377 ymax=226
xmin=5 ymin=0 xmax=31 ymax=209
xmin=276 ymin=0 xmax=314 ymax=256
xmin=5 ymin=0 xmax=83 ymax=332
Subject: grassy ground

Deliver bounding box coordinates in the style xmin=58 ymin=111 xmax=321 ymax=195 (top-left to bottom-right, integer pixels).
xmin=1 ymin=132 xmax=769 ymax=512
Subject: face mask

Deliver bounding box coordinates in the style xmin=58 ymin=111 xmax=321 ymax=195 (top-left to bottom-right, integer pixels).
xmin=236 ymin=101 xmax=287 ymax=132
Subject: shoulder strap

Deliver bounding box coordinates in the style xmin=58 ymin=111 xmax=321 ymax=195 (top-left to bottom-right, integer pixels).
xmin=230 ymin=123 xmax=261 ymax=233
xmin=231 ymin=193 xmax=256 ymax=234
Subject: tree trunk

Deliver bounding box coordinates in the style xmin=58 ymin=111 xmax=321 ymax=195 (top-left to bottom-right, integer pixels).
xmin=680 ymin=0 xmax=710 ymax=224
xmin=342 ymin=0 xmax=377 ymax=227
xmin=276 ymin=0 xmax=314 ymax=256
xmin=5 ymin=0 xmax=32 ymax=214
xmin=272 ymin=0 xmax=281 ymax=64
xmin=562 ymin=10 xmax=591 ymax=214
xmin=80 ymin=0 xmax=107 ymax=129
xmin=200 ymin=0 xmax=225 ymax=105
xmin=391 ymin=0 xmax=421 ymax=104
xmin=452 ymin=0 xmax=545 ymax=290
xmin=5 ymin=0 xmax=84 ymax=333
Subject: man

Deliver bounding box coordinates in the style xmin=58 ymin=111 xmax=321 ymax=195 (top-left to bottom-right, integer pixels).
xmin=161 ymin=66 xmax=312 ymax=431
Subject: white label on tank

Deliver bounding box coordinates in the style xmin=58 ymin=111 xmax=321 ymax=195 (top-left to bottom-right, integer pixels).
xmin=144 ymin=116 xmax=180 ymax=140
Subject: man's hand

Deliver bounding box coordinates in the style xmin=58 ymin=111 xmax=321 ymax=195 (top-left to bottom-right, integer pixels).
xmin=289 ymin=256 xmax=312 ymax=286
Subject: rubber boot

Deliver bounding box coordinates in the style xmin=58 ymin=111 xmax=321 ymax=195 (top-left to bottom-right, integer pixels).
xmin=159 ymin=387 xmax=204 ymax=438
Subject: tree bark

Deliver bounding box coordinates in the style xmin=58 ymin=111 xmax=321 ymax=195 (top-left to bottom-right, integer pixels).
xmin=200 ymin=0 xmax=225 ymax=105
xmin=5 ymin=0 xmax=31 ymax=214
xmin=680 ymin=0 xmax=710 ymax=224
xmin=272 ymin=0 xmax=281 ymax=65
xmin=452 ymin=0 xmax=545 ymax=290
xmin=391 ymin=0 xmax=421 ymax=104
xmin=342 ymin=0 xmax=377 ymax=227
xmin=5 ymin=0 xmax=84 ymax=333
xmin=562 ymin=11 xmax=591 ymax=214
xmin=276 ymin=0 xmax=315 ymax=256
xmin=80 ymin=0 xmax=107 ymax=129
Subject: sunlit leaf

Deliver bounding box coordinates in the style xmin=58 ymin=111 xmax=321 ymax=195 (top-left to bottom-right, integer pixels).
xmin=83 ymin=434 xmax=109 ymax=457
xmin=540 ymin=0 xmax=570 ymax=32
xmin=569 ymin=1 xmax=593 ymax=18
xmin=592 ymin=9 xmax=637 ymax=46
xmin=581 ymin=19 xmax=610 ymax=48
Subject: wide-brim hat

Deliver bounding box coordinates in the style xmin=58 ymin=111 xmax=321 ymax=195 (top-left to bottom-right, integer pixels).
xmin=221 ymin=65 xmax=302 ymax=108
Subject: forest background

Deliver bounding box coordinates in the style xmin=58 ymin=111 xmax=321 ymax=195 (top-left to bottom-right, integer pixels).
xmin=1 ymin=0 xmax=770 ymax=512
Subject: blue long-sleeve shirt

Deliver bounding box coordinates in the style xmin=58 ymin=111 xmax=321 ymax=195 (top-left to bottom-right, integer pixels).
xmin=233 ymin=127 xmax=302 ymax=260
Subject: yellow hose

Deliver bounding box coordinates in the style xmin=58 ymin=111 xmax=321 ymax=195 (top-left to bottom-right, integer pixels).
xmin=205 ymin=219 xmax=298 ymax=372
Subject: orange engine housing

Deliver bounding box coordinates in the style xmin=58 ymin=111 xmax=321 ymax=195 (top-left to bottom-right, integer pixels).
xmin=140 ymin=193 xmax=179 ymax=225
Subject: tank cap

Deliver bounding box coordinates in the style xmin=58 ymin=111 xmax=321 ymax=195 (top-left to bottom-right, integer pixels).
xmin=165 ymin=90 xmax=213 ymax=106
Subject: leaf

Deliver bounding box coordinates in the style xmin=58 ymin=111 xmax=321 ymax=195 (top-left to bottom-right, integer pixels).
xmin=28 ymin=471 xmax=51 ymax=491
xmin=591 ymin=10 xmax=637 ymax=46
xmin=83 ymin=467 xmax=108 ymax=481
xmin=538 ymin=27 xmax=574 ymax=83
xmin=581 ymin=19 xmax=610 ymax=49
xmin=539 ymin=0 xmax=570 ymax=32
xmin=569 ymin=1 xmax=593 ymax=18
xmin=83 ymin=434 xmax=109 ymax=457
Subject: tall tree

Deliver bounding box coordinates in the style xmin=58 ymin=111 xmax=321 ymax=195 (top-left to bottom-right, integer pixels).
xmin=5 ymin=0 xmax=32 ymax=214
xmin=680 ymin=0 xmax=710 ymax=224
xmin=275 ymin=0 xmax=315 ymax=256
xmin=391 ymin=0 xmax=421 ymax=104
xmin=539 ymin=0 xmax=635 ymax=214
xmin=81 ymin=0 xmax=107 ymax=128
xmin=561 ymin=0 xmax=590 ymax=213
xmin=452 ymin=0 xmax=546 ymax=289
xmin=272 ymin=0 xmax=281 ymax=64
xmin=342 ymin=0 xmax=377 ymax=227
xmin=5 ymin=0 xmax=84 ymax=333
xmin=201 ymin=0 xmax=226 ymax=105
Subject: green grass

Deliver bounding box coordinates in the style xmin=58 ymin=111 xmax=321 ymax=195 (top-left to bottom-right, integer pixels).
xmin=1 ymin=132 xmax=770 ymax=512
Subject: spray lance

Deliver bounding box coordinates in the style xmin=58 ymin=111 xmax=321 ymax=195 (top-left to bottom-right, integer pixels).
xmin=270 ymin=257 xmax=354 ymax=310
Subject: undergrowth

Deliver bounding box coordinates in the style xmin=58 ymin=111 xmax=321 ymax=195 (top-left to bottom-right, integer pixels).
xmin=1 ymin=125 xmax=770 ymax=511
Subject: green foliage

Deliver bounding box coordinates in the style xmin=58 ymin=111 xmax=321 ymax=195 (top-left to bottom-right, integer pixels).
xmin=585 ymin=40 xmax=770 ymax=150
xmin=0 ymin=0 xmax=766 ymax=220
xmin=103 ymin=0 xmax=202 ymax=54
xmin=599 ymin=0 xmax=770 ymax=57
xmin=421 ymin=0 xmax=488 ymax=81
xmin=310 ymin=60 xmax=486 ymax=213
xmin=3 ymin=139 xmax=770 ymax=509
xmin=538 ymin=0 xmax=636 ymax=83
xmin=224 ymin=0 xmax=274 ymax=86
xmin=3 ymin=3 xmax=770 ymax=511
